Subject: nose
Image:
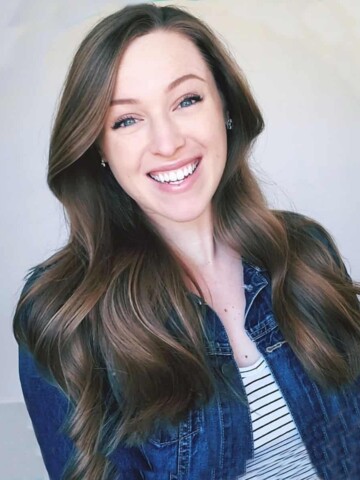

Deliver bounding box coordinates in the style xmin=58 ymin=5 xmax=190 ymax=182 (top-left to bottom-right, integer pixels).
xmin=149 ymin=115 xmax=185 ymax=157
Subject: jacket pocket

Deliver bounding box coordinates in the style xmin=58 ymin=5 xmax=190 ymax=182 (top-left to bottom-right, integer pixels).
xmin=147 ymin=406 xmax=203 ymax=447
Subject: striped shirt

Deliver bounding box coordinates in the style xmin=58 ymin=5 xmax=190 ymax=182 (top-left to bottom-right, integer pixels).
xmin=237 ymin=356 xmax=319 ymax=480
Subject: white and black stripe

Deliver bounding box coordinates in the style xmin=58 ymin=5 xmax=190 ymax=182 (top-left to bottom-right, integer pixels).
xmin=237 ymin=356 xmax=319 ymax=479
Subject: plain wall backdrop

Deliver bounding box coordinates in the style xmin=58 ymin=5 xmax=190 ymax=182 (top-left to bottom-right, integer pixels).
xmin=1 ymin=0 xmax=359 ymax=478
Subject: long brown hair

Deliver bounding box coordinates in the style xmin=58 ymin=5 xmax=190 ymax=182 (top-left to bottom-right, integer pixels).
xmin=13 ymin=4 xmax=360 ymax=479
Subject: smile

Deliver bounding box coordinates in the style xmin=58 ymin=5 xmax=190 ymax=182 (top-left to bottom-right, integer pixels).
xmin=148 ymin=160 xmax=200 ymax=184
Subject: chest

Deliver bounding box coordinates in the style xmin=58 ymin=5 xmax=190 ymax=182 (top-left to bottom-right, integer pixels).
xmin=139 ymin=284 xmax=359 ymax=480
xmin=202 ymin=269 xmax=261 ymax=367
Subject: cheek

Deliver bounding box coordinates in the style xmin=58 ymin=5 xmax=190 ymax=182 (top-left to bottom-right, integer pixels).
xmin=109 ymin=163 xmax=134 ymax=189
xmin=105 ymin=138 xmax=142 ymax=173
xmin=203 ymin=120 xmax=227 ymax=155
xmin=200 ymin=105 xmax=226 ymax=141
xmin=106 ymin=148 xmax=146 ymax=199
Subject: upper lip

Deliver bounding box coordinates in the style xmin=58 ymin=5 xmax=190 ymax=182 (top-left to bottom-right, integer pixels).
xmin=147 ymin=156 xmax=201 ymax=175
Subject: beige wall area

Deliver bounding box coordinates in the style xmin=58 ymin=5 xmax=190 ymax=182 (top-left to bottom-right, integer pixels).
xmin=1 ymin=1 xmax=359 ymax=478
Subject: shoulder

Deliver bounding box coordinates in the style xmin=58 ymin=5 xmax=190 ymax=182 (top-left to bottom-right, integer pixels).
xmin=275 ymin=210 xmax=331 ymax=238
xmin=273 ymin=210 xmax=347 ymax=272
xmin=13 ymin=260 xmax=60 ymax=358
xmin=16 ymin=262 xmax=54 ymax=318
xmin=16 ymin=261 xmax=69 ymax=389
xmin=16 ymin=265 xmax=75 ymax=477
xmin=16 ymin=261 xmax=56 ymax=324
xmin=16 ymin=263 xmax=59 ymax=381
xmin=22 ymin=262 xmax=53 ymax=293
xmin=14 ymin=267 xmax=43 ymax=338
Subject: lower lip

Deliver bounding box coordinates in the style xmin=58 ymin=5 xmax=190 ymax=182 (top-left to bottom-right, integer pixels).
xmin=149 ymin=158 xmax=202 ymax=193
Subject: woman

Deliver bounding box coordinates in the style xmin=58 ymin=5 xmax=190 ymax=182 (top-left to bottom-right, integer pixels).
xmin=13 ymin=4 xmax=360 ymax=480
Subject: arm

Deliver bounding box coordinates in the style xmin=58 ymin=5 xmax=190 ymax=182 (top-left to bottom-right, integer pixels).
xmin=16 ymin=268 xmax=148 ymax=479
xmin=19 ymin=346 xmax=75 ymax=480
xmin=15 ymin=266 xmax=75 ymax=479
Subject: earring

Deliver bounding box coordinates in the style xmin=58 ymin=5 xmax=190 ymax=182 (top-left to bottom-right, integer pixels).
xmin=226 ymin=117 xmax=233 ymax=130
xmin=100 ymin=158 xmax=106 ymax=168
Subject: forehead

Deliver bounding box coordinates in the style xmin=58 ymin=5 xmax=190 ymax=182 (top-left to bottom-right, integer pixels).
xmin=114 ymin=30 xmax=213 ymax=94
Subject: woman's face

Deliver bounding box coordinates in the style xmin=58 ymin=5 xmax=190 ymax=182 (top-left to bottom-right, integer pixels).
xmin=99 ymin=30 xmax=228 ymax=230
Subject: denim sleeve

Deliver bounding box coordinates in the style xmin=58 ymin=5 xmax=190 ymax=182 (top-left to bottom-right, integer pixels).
xmin=17 ymin=269 xmax=143 ymax=479
xmin=16 ymin=266 xmax=75 ymax=478
xmin=19 ymin=346 xmax=156 ymax=479
xmin=19 ymin=346 xmax=75 ymax=480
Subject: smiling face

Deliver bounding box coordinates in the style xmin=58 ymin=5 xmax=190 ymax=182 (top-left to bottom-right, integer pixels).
xmin=99 ymin=30 xmax=228 ymax=231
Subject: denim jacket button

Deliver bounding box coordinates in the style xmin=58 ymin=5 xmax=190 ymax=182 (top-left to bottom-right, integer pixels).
xmin=221 ymin=363 xmax=234 ymax=378
xmin=244 ymin=284 xmax=253 ymax=292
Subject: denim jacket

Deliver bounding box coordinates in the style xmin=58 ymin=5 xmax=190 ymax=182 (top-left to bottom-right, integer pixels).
xmin=19 ymin=255 xmax=360 ymax=480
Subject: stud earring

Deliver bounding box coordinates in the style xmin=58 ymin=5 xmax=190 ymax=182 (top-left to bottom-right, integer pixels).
xmin=226 ymin=117 xmax=233 ymax=130
xmin=100 ymin=158 xmax=106 ymax=168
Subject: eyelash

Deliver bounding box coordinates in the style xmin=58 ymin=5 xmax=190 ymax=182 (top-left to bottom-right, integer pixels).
xmin=112 ymin=115 xmax=136 ymax=130
xmin=177 ymin=93 xmax=203 ymax=109
xmin=111 ymin=94 xmax=203 ymax=130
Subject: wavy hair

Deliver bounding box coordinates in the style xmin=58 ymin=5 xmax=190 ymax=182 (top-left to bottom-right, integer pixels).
xmin=13 ymin=4 xmax=360 ymax=479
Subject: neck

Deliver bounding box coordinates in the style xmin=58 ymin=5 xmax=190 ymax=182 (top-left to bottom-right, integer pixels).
xmin=153 ymin=209 xmax=217 ymax=268
xmin=149 ymin=209 xmax=240 ymax=286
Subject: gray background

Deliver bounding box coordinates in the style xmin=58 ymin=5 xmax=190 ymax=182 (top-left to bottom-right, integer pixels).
xmin=2 ymin=0 xmax=359 ymax=478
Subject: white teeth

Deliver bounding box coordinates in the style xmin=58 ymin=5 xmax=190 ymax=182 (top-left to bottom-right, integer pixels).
xmin=149 ymin=161 xmax=199 ymax=184
xmin=176 ymin=170 xmax=184 ymax=181
xmin=169 ymin=171 xmax=177 ymax=182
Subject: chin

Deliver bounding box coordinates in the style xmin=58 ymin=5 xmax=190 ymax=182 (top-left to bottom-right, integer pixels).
xmin=161 ymin=204 xmax=211 ymax=225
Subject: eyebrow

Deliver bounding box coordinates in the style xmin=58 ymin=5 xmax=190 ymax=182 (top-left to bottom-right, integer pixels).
xmin=110 ymin=73 xmax=205 ymax=106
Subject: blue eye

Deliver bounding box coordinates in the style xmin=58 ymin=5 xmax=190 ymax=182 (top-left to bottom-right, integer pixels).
xmin=178 ymin=94 xmax=203 ymax=109
xmin=112 ymin=116 xmax=137 ymax=130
